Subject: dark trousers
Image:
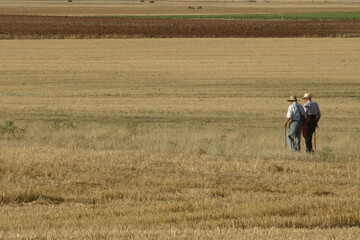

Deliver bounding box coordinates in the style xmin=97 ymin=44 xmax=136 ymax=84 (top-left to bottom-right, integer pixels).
xmin=305 ymin=131 xmax=314 ymax=152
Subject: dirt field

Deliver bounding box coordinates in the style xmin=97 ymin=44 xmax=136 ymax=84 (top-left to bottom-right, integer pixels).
xmin=1 ymin=1 xmax=360 ymax=38
xmin=0 ymin=39 xmax=359 ymax=239
xmin=1 ymin=14 xmax=360 ymax=39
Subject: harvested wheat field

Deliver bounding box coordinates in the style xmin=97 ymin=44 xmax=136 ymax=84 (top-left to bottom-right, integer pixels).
xmin=0 ymin=38 xmax=359 ymax=239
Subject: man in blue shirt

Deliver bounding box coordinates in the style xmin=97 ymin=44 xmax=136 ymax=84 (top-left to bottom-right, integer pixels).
xmin=284 ymin=96 xmax=306 ymax=151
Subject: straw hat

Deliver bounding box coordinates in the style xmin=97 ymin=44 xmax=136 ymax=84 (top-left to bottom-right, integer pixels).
xmin=287 ymin=96 xmax=297 ymax=102
xmin=302 ymin=93 xmax=313 ymax=99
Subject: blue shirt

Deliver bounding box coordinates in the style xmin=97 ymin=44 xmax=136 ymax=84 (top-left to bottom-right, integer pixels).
xmin=304 ymin=101 xmax=321 ymax=117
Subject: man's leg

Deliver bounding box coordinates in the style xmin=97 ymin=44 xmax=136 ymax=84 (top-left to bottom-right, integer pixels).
xmin=305 ymin=131 xmax=314 ymax=152
xmin=287 ymin=122 xmax=297 ymax=151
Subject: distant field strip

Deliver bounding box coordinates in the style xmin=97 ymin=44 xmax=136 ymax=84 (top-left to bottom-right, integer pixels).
xmin=1 ymin=1 xmax=360 ymax=16
xmin=104 ymin=12 xmax=360 ymax=20
xmin=1 ymin=14 xmax=360 ymax=39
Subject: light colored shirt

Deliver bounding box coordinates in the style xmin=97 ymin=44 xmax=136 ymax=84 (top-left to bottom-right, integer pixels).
xmin=286 ymin=102 xmax=306 ymax=121
xmin=303 ymin=101 xmax=321 ymax=117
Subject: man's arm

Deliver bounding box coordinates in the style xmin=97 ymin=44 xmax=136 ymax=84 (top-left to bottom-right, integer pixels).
xmin=316 ymin=103 xmax=321 ymax=127
xmin=284 ymin=118 xmax=291 ymax=128
xmin=316 ymin=116 xmax=321 ymax=128
xmin=285 ymin=105 xmax=292 ymax=128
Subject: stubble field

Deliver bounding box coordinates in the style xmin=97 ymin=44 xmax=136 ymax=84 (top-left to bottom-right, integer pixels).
xmin=0 ymin=38 xmax=359 ymax=239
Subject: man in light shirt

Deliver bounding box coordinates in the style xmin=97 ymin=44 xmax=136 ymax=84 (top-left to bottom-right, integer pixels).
xmin=302 ymin=93 xmax=321 ymax=153
xmin=284 ymin=96 xmax=306 ymax=151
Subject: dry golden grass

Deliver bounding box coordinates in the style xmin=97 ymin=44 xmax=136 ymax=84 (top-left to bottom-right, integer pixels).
xmin=0 ymin=39 xmax=359 ymax=238
xmin=1 ymin=0 xmax=360 ymax=16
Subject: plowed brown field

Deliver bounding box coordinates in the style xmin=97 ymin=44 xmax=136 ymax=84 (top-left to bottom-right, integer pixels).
xmin=1 ymin=14 xmax=360 ymax=38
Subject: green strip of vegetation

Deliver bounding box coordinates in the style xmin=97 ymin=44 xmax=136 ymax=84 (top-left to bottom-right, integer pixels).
xmin=100 ymin=12 xmax=360 ymax=21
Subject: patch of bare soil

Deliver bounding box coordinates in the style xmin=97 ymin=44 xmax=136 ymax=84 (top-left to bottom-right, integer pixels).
xmin=1 ymin=15 xmax=359 ymax=39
